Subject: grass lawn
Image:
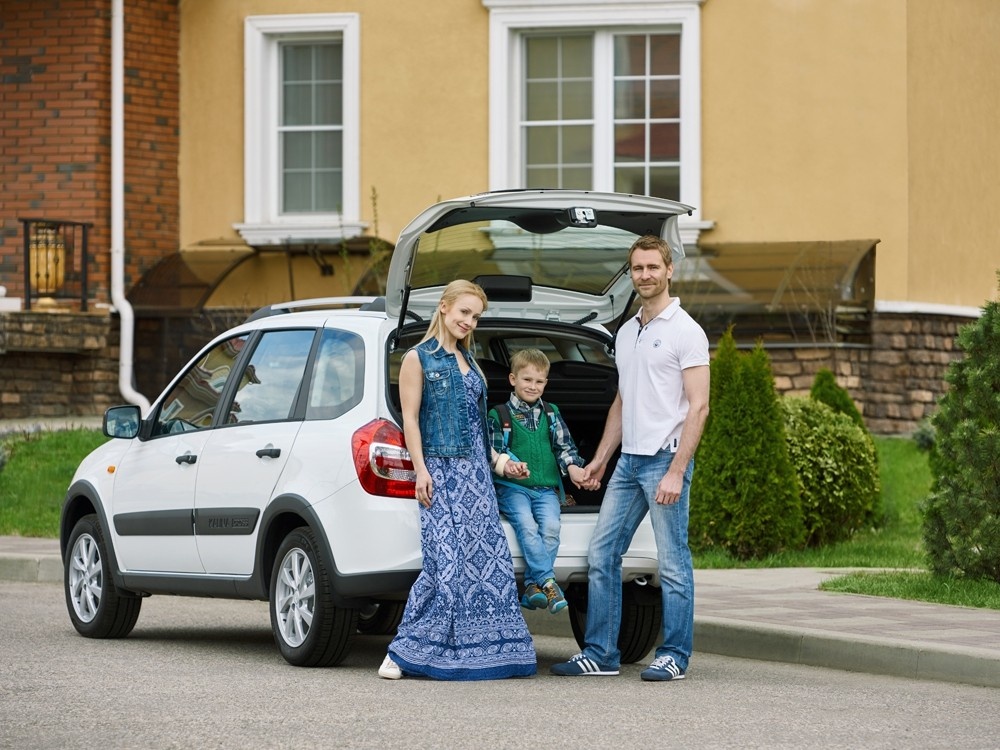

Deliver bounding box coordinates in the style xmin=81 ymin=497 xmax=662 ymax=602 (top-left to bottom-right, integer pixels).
xmin=0 ymin=429 xmax=108 ymax=537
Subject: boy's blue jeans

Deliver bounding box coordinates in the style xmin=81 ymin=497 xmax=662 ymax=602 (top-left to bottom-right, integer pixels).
xmin=582 ymin=450 xmax=694 ymax=670
xmin=495 ymin=483 xmax=561 ymax=586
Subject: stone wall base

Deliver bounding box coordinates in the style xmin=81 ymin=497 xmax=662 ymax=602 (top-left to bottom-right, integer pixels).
xmin=0 ymin=311 xmax=121 ymax=419
xmin=0 ymin=310 xmax=973 ymax=434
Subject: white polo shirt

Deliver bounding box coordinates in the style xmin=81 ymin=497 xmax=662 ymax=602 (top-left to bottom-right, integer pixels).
xmin=615 ymin=297 xmax=709 ymax=455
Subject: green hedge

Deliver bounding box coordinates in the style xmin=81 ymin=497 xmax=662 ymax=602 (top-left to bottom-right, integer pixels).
xmin=780 ymin=397 xmax=881 ymax=546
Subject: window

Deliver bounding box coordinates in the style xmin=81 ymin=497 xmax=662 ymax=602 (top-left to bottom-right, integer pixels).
xmin=305 ymin=329 xmax=365 ymax=420
xmin=239 ymin=14 xmax=362 ymax=246
xmin=228 ymin=330 xmax=315 ymax=424
xmin=281 ymin=42 xmax=344 ymax=214
xmin=155 ymin=335 xmax=249 ymax=435
xmin=484 ymin=0 xmax=711 ymax=245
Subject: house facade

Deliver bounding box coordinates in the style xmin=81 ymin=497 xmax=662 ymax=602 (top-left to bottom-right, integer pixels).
xmin=2 ymin=0 xmax=998 ymax=432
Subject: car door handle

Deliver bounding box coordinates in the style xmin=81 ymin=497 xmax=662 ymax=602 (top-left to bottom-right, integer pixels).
xmin=256 ymin=447 xmax=281 ymax=459
xmin=175 ymin=453 xmax=197 ymax=465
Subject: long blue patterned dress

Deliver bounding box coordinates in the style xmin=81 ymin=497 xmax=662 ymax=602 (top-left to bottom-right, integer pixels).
xmin=388 ymin=368 xmax=537 ymax=680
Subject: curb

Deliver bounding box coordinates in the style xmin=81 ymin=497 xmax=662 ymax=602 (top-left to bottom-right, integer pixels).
xmin=0 ymin=553 xmax=63 ymax=585
xmin=694 ymin=616 xmax=1000 ymax=689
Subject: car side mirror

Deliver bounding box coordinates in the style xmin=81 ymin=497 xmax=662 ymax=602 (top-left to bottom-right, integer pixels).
xmin=103 ymin=405 xmax=141 ymax=439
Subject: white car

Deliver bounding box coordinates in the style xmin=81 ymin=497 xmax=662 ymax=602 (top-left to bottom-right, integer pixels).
xmin=61 ymin=189 xmax=693 ymax=667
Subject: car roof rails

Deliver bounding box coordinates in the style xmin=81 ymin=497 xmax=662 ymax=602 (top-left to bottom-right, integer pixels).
xmin=244 ymin=296 xmax=378 ymax=324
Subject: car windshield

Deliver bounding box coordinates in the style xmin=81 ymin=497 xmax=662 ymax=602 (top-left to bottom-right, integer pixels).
xmin=409 ymin=217 xmax=642 ymax=296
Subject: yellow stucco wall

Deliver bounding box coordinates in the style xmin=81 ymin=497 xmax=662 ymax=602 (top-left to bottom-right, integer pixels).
xmin=178 ymin=0 xmax=489 ymax=256
xmin=178 ymin=0 xmax=999 ymax=309
xmin=701 ymin=0 xmax=910 ymax=301
xmin=907 ymin=0 xmax=1000 ymax=307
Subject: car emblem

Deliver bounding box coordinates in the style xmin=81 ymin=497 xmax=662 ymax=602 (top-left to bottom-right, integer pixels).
xmin=567 ymin=207 xmax=597 ymax=228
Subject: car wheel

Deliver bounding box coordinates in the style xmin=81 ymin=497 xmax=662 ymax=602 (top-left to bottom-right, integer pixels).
xmin=269 ymin=526 xmax=357 ymax=667
xmin=357 ymin=600 xmax=405 ymax=635
xmin=566 ymin=580 xmax=662 ymax=664
xmin=64 ymin=514 xmax=142 ymax=638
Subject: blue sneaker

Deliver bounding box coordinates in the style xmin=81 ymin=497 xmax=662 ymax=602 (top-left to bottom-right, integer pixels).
xmin=520 ymin=583 xmax=547 ymax=610
xmin=541 ymin=579 xmax=568 ymax=614
xmin=550 ymin=653 xmax=619 ymax=676
xmin=640 ymin=655 xmax=686 ymax=682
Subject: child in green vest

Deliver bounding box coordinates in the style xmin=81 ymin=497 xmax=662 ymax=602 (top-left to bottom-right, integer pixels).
xmin=488 ymin=349 xmax=595 ymax=614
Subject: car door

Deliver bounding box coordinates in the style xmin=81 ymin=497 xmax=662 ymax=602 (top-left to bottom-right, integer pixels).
xmin=193 ymin=328 xmax=315 ymax=575
xmin=110 ymin=333 xmax=250 ymax=573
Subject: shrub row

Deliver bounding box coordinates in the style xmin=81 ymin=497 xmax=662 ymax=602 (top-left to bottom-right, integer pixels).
xmin=691 ymin=331 xmax=880 ymax=559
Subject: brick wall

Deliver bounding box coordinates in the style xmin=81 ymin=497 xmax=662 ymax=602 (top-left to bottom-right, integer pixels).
xmin=0 ymin=0 xmax=179 ymax=304
xmin=0 ymin=312 xmax=120 ymax=419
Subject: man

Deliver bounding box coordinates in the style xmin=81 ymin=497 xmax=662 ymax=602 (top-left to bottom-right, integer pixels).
xmin=550 ymin=234 xmax=710 ymax=681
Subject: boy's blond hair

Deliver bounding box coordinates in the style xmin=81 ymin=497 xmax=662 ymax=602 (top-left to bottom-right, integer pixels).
xmin=510 ymin=348 xmax=550 ymax=376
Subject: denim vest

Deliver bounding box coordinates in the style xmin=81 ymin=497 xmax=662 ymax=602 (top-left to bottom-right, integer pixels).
xmin=414 ymin=338 xmax=489 ymax=458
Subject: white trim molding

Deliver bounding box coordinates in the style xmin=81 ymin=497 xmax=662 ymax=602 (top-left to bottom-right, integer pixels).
xmin=237 ymin=14 xmax=364 ymax=247
xmin=875 ymin=300 xmax=982 ymax=318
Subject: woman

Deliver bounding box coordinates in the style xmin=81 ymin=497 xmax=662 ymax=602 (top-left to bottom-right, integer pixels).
xmin=379 ymin=280 xmax=537 ymax=680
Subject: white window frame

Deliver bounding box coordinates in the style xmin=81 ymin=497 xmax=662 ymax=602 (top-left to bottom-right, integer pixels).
xmin=238 ymin=14 xmax=363 ymax=246
xmin=483 ymin=0 xmax=712 ymax=244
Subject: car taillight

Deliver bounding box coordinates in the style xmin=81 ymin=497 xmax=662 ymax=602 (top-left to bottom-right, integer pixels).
xmin=352 ymin=419 xmax=416 ymax=498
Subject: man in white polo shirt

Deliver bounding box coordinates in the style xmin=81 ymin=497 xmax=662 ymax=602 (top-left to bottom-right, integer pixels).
xmin=550 ymin=234 xmax=710 ymax=681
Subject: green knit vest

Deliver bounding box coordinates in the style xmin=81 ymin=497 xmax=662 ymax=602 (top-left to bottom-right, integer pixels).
xmin=507 ymin=409 xmax=561 ymax=489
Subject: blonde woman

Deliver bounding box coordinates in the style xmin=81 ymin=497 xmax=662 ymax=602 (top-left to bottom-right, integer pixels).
xmin=379 ymin=280 xmax=536 ymax=681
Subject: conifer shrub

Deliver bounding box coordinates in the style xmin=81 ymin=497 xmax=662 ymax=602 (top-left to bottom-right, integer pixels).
xmin=923 ymin=276 xmax=1000 ymax=583
xmin=780 ymin=397 xmax=881 ymax=546
xmin=809 ymin=368 xmax=865 ymax=429
xmin=689 ymin=328 xmax=740 ymax=549
xmin=692 ymin=333 xmax=804 ymax=558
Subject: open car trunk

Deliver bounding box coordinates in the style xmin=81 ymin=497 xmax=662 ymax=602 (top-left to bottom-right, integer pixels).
xmin=388 ymin=317 xmax=619 ymax=509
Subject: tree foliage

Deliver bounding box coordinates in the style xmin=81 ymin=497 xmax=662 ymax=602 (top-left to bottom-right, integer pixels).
xmin=810 ymin=368 xmax=865 ymax=430
xmin=923 ymin=275 xmax=1000 ymax=583
xmin=692 ymin=332 xmax=804 ymax=558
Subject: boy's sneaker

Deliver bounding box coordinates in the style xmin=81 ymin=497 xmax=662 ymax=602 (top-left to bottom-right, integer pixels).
xmin=640 ymin=655 xmax=685 ymax=682
xmin=550 ymin=653 xmax=619 ymax=676
xmin=520 ymin=583 xmax=547 ymax=610
xmin=378 ymin=654 xmax=402 ymax=680
xmin=541 ymin=579 xmax=568 ymax=614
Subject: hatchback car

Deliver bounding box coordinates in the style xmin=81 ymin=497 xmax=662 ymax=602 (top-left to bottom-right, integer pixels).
xmin=61 ymin=189 xmax=694 ymax=667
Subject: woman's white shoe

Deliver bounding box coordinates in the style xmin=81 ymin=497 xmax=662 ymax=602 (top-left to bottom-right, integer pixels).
xmin=378 ymin=654 xmax=402 ymax=680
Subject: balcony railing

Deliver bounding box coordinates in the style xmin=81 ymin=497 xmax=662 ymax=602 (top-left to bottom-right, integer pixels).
xmin=19 ymin=218 xmax=93 ymax=312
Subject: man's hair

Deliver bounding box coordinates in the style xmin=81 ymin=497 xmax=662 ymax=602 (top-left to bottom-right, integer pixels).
xmin=510 ymin=348 xmax=550 ymax=376
xmin=628 ymin=234 xmax=673 ymax=268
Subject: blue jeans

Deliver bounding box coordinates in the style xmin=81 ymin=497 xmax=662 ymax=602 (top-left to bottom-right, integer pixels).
xmin=582 ymin=450 xmax=694 ymax=670
xmin=495 ymin=483 xmax=561 ymax=586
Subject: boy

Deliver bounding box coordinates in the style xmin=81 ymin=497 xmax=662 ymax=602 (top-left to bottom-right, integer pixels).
xmin=488 ymin=349 xmax=595 ymax=614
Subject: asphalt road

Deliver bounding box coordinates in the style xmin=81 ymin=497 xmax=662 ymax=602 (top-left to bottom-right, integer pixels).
xmin=2 ymin=581 xmax=998 ymax=750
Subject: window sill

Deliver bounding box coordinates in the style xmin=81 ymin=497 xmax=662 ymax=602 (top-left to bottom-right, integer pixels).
xmin=234 ymin=220 xmax=368 ymax=247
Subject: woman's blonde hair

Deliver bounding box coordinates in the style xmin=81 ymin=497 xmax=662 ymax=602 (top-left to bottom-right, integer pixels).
xmin=421 ymin=279 xmax=489 ymax=353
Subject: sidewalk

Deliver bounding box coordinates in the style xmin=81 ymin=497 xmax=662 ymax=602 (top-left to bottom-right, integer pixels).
xmin=3 ymin=535 xmax=997 ymax=688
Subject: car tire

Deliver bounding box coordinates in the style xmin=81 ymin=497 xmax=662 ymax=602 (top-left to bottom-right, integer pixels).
xmin=357 ymin=600 xmax=406 ymax=635
xmin=269 ymin=526 xmax=357 ymax=667
xmin=64 ymin=514 xmax=142 ymax=638
xmin=566 ymin=580 xmax=662 ymax=664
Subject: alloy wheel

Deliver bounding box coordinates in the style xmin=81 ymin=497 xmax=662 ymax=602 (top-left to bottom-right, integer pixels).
xmin=68 ymin=533 xmax=102 ymax=623
xmin=274 ymin=548 xmax=315 ymax=647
